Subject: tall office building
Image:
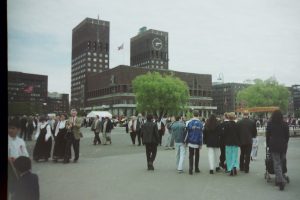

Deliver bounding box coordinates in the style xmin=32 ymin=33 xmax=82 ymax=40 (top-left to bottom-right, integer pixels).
xmin=71 ymin=17 xmax=110 ymax=109
xmin=130 ymin=27 xmax=168 ymax=70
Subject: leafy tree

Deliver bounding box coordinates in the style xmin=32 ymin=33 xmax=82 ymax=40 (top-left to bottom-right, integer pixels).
xmin=132 ymin=72 xmax=189 ymax=119
xmin=237 ymin=77 xmax=290 ymax=111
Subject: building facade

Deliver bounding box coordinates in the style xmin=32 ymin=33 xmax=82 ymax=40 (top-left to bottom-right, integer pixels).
xmin=71 ymin=17 xmax=110 ymax=109
xmin=130 ymin=27 xmax=169 ymax=70
xmin=8 ymin=71 xmax=48 ymax=115
xmin=85 ymin=65 xmax=216 ymax=117
xmin=47 ymin=92 xmax=69 ymax=114
xmin=291 ymin=84 xmax=300 ymax=116
xmin=212 ymin=83 xmax=249 ymax=115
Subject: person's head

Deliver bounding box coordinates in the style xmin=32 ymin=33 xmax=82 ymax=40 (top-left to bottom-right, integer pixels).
xmin=206 ymin=114 xmax=217 ymax=130
xmin=56 ymin=115 xmax=61 ymax=121
xmin=39 ymin=115 xmax=47 ymax=123
xmin=137 ymin=113 xmax=142 ymax=118
xmin=271 ymin=110 xmax=283 ymax=124
xmin=175 ymin=115 xmax=180 ymax=121
xmin=60 ymin=113 xmax=67 ymax=121
xmin=132 ymin=116 xmax=136 ymax=120
xmin=71 ymin=109 xmax=77 ymax=117
xmin=243 ymin=110 xmax=250 ymax=118
xmin=14 ymin=156 xmax=31 ymax=174
xmin=193 ymin=110 xmax=199 ymax=118
xmin=228 ymin=112 xmax=236 ymax=121
xmin=224 ymin=112 xmax=228 ymax=120
xmin=8 ymin=119 xmax=21 ymax=138
xmin=146 ymin=114 xmax=153 ymax=121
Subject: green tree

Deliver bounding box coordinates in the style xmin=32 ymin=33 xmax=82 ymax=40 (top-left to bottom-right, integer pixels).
xmin=237 ymin=77 xmax=290 ymax=111
xmin=132 ymin=72 xmax=189 ymax=118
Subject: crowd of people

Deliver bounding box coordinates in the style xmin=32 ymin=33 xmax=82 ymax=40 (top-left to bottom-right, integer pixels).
xmin=8 ymin=108 xmax=291 ymax=200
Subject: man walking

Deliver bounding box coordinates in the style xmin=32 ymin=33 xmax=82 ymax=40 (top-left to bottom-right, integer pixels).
xmin=91 ymin=115 xmax=102 ymax=145
xmin=237 ymin=111 xmax=257 ymax=173
xmin=170 ymin=116 xmax=186 ymax=173
xmin=142 ymin=114 xmax=159 ymax=170
xmin=65 ymin=109 xmax=82 ymax=163
xmin=185 ymin=110 xmax=203 ymax=175
xmin=136 ymin=114 xmax=144 ymax=146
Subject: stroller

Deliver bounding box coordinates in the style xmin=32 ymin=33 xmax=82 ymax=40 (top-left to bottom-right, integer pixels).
xmin=264 ymin=147 xmax=290 ymax=183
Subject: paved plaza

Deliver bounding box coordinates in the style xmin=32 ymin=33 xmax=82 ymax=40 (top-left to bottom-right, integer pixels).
xmin=25 ymin=127 xmax=300 ymax=200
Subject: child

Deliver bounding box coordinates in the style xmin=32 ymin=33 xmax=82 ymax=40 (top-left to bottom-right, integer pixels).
xmin=12 ymin=156 xmax=40 ymax=200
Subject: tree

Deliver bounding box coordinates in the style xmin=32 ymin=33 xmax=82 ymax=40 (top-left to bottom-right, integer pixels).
xmin=237 ymin=77 xmax=290 ymax=112
xmin=132 ymin=72 xmax=190 ymax=118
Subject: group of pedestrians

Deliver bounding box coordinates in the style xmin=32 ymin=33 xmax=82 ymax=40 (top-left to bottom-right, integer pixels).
xmin=90 ymin=115 xmax=113 ymax=145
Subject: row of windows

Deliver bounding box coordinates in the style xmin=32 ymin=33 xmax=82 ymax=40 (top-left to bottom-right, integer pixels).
xmin=189 ymin=90 xmax=212 ymax=97
xmin=87 ymin=52 xmax=108 ymax=58
xmin=87 ymin=63 xmax=108 ymax=68
xmin=72 ymin=69 xmax=85 ymax=78
xmin=72 ymin=58 xmax=86 ymax=66
xmin=87 ymin=41 xmax=109 ymax=53
xmin=131 ymin=51 xmax=167 ymax=64
xmin=72 ymin=53 xmax=86 ymax=63
xmin=88 ymin=85 xmax=132 ymax=98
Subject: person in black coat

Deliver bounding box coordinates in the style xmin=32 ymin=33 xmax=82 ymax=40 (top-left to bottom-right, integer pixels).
xmin=218 ymin=113 xmax=229 ymax=170
xmin=236 ymin=111 xmax=257 ymax=173
xmin=12 ymin=156 xmax=39 ymax=200
xmin=266 ymin=110 xmax=289 ymax=191
xmin=203 ymin=114 xmax=222 ymax=174
xmin=223 ymin=112 xmax=240 ymax=176
xmin=141 ymin=114 xmax=159 ymax=170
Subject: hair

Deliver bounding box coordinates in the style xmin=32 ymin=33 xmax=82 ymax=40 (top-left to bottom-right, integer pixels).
xmin=205 ymin=114 xmax=217 ymax=130
xmin=271 ymin=110 xmax=283 ymax=124
xmin=60 ymin=113 xmax=67 ymax=119
xmin=8 ymin=118 xmax=21 ymax=129
xmin=39 ymin=115 xmax=47 ymax=122
xmin=175 ymin=115 xmax=180 ymax=121
xmin=14 ymin=156 xmax=31 ymax=173
xmin=193 ymin=110 xmax=199 ymax=117
xmin=146 ymin=114 xmax=153 ymax=121
xmin=228 ymin=112 xmax=236 ymax=121
xmin=96 ymin=115 xmax=99 ymax=119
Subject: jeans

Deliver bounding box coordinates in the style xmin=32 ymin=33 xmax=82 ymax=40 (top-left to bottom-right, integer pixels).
xmin=93 ymin=132 xmax=101 ymax=144
xmin=189 ymin=147 xmax=200 ymax=171
xmin=225 ymin=146 xmax=239 ymax=171
xmin=208 ymin=147 xmax=220 ymax=170
xmin=145 ymin=143 xmax=157 ymax=166
xmin=175 ymin=143 xmax=186 ymax=170
xmin=240 ymin=144 xmax=252 ymax=171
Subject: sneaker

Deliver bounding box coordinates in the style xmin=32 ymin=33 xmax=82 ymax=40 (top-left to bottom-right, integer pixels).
xmin=189 ymin=170 xmax=193 ymax=175
xmin=279 ymin=182 xmax=285 ymax=191
xmin=195 ymin=169 xmax=200 ymax=173
xmin=210 ymin=170 xmax=214 ymax=174
xmin=216 ymin=167 xmax=220 ymax=172
xmin=177 ymin=170 xmax=183 ymax=174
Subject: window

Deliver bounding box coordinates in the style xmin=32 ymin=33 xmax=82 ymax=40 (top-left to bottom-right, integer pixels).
xmin=99 ymin=64 xmax=103 ymax=68
xmin=88 ymin=58 xmax=91 ymax=61
xmin=93 ymin=69 xmax=96 ymax=72
xmin=105 ymin=54 xmax=108 ymax=58
xmin=93 ymin=58 xmax=97 ymax=62
xmin=88 ymin=68 xmax=91 ymax=72
xmin=87 ymin=63 xmax=91 ymax=66
xmin=87 ymin=52 xmax=91 ymax=56
xmin=99 ymin=53 xmax=102 ymax=57
xmin=99 ymin=59 xmax=102 ymax=62
xmin=105 ymin=60 xmax=108 ymax=63
xmin=93 ymin=52 xmax=97 ymax=56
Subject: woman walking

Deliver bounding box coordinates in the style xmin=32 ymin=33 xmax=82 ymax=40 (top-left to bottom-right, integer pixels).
xmin=223 ymin=112 xmax=240 ymax=176
xmin=266 ymin=110 xmax=289 ymax=191
xmin=33 ymin=116 xmax=52 ymax=162
xmin=52 ymin=113 xmax=68 ymax=162
xmin=203 ymin=114 xmax=221 ymax=174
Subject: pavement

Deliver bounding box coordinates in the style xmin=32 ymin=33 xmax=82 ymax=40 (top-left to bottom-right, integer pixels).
xmin=24 ymin=127 xmax=300 ymax=200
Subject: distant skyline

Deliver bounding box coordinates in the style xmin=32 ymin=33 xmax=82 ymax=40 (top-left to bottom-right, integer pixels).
xmin=8 ymin=0 xmax=300 ymax=95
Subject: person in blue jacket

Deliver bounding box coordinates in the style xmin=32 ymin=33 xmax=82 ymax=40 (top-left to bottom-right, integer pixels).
xmin=185 ymin=110 xmax=203 ymax=175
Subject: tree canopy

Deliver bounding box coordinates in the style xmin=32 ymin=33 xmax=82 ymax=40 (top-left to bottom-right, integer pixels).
xmin=132 ymin=72 xmax=189 ymax=118
xmin=237 ymin=77 xmax=290 ymax=112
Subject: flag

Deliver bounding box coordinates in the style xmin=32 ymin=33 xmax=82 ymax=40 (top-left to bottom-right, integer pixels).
xmin=23 ymin=86 xmax=33 ymax=93
xmin=118 ymin=43 xmax=124 ymax=50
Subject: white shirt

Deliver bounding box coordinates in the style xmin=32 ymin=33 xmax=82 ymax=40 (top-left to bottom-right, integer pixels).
xmin=35 ymin=122 xmax=52 ymax=141
xmin=8 ymin=135 xmax=29 ymax=159
xmin=54 ymin=120 xmax=67 ymax=136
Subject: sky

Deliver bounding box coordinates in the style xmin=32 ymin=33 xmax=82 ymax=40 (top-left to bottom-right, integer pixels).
xmin=8 ymin=0 xmax=300 ymax=95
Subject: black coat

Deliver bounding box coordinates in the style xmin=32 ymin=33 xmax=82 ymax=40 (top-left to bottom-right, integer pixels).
xmin=12 ymin=172 xmax=39 ymax=200
xmin=237 ymin=118 xmax=257 ymax=145
xmin=203 ymin=124 xmax=221 ymax=148
xmin=223 ymin=121 xmax=240 ymax=146
xmin=141 ymin=121 xmax=159 ymax=144
xmin=266 ymin=121 xmax=289 ymax=153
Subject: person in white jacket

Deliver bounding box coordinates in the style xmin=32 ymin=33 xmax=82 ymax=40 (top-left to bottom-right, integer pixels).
xmin=33 ymin=116 xmax=53 ymax=162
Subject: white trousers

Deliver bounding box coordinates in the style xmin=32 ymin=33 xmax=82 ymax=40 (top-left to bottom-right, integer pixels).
xmin=208 ymin=147 xmax=220 ymax=170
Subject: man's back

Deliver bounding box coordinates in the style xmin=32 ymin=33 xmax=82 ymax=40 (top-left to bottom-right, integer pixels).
xmin=13 ymin=172 xmax=39 ymax=200
xmin=142 ymin=121 xmax=159 ymax=144
xmin=237 ymin=118 xmax=257 ymax=145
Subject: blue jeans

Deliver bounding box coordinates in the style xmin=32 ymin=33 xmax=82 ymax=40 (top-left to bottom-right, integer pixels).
xmin=225 ymin=146 xmax=239 ymax=171
xmin=175 ymin=143 xmax=186 ymax=170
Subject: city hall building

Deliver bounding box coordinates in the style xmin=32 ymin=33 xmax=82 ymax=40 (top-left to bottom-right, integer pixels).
xmin=85 ymin=65 xmax=216 ymax=117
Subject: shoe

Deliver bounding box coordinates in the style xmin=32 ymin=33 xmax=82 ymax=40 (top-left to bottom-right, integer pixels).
xmin=245 ymin=169 xmax=249 ymax=173
xmin=189 ymin=170 xmax=193 ymax=175
xmin=93 ymin=143 xmax=96 ymax=145
xmin=177 ymin=170 xmax=183 ymax=174
xmin=150 ymin=165 xmax=154 ymax=170
xmin=210 ymin=170 xmax=214 ymax=174
xmin=73 ymin=159 xmax=78 ymax=163
xmin=233 ymin=167 xmax=237 ymax=175
xmin=63 ymin=160 xmax=69 ymax=164
xmin=195 ymin=169 xmax=200 ymax=173
xmin=216 ymin=167 xmax=220 ymax=172
xmin=230 ymin=170 xmax=234 ymax=176
xmin=279 ymin=182 xmax=285 ymax=191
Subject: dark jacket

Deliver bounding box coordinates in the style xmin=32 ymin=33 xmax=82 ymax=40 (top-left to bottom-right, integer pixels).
xmin=223 ymin=121 xmax=240 ymax=146
xmin=266 ymin=121 xmax=289 ymax=153
xmin=237 ymin=118 xmax=257 ymax=145
xmin=185 ymin=118 xmax=203 ymax=145
xmin=203 ymin=124 xmax=221 ymax=148
xmin=142 ymin=121 xmax=159 ymax=144
xmin=219 ymin=120 xmax=230 ymax=146
xmin=12 ymin=171 xmax=39 ymax=200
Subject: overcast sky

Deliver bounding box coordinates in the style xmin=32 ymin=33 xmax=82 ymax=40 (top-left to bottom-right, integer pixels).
xmin=8 ymin=0 xmax=300 ymax=94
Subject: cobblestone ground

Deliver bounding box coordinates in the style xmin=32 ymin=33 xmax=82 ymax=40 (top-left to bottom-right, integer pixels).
xmin=23 ymin=127 xmax=300 ymax=200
